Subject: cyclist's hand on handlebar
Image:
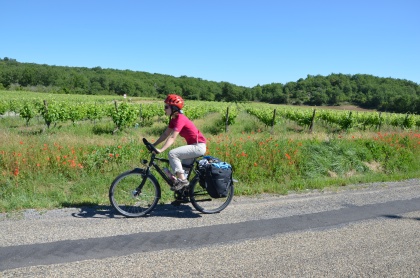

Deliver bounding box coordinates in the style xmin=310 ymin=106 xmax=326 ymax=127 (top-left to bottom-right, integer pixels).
xmin=153 ymin=148 xmax=162 ymax=154
xmin=143 ymin=138 xmax=159 ymax=154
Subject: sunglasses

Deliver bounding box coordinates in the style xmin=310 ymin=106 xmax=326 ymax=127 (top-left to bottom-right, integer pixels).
xmin=164 ymin=105 xmax=170 ymax=110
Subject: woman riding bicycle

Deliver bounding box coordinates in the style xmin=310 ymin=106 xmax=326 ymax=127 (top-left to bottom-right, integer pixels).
xmin=152 ymin=94 xmax=207 ymax=191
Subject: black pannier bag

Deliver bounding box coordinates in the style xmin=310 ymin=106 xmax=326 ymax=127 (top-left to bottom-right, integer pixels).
xmin=199 ymin=157 xmax=232 ymax=198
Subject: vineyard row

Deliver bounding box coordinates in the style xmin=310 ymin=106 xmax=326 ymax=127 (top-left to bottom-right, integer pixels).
xmin=244 ymin=106 xmax=420 ymax=131
xmin=1 ymin=98 xmax=419 ymax=131
xmin=0 ymin=98 xmax=238 ymax=131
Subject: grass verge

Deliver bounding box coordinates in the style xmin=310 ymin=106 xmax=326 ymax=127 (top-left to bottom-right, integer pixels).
xmin=1 ymin=111 xmax=419 ymax=212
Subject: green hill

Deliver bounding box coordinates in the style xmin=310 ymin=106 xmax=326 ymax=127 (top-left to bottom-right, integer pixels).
xmin=1 ymin=57 xmax=419 ymax=114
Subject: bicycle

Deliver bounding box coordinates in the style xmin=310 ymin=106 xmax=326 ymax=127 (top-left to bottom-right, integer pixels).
xmin=109 ymin=138 xmax=235 ymax=217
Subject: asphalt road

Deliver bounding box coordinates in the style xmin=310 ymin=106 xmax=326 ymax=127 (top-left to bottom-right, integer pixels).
xmin=1 ymin=179 xmax=419 ymax=277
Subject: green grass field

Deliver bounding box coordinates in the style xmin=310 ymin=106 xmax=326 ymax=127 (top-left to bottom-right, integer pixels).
xmin=1 ymin=92 xmax=420 ymax=212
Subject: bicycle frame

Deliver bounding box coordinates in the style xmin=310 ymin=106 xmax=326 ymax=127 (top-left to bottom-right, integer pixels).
xmin=141 ymin=151 xmax=199 ymax=188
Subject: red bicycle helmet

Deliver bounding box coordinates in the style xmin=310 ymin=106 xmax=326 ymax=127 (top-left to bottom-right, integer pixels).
xmin=164 ymin=94 xmax=184 ymax=110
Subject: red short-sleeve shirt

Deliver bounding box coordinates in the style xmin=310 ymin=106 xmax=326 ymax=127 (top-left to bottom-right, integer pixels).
xmin=169 ymin=114 xmax=206 ymax=145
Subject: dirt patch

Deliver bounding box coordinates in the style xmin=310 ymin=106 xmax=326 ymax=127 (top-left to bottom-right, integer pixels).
xmin=327 ymin=170 xmax=338 ymax=178
xmin=345 ymin=169 xmax=357 ymax=177
xmin=364 ymin=161 xmax=383 ymax=172
xmin=0 ymin=111 xmax=19 ymax=117
xmin=312 ymin=105 xmax=376 ymax=112
xmin=329 ymin=105 xmax=375 ymax=112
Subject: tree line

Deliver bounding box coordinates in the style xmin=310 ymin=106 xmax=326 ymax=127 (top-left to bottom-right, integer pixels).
xmin=1 ymin=57 xmax=419 ymax=114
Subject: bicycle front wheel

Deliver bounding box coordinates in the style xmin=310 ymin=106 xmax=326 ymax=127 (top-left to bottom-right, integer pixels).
xmin=190 ymin=178 xmax=234 ymax=214
xmin=109 ymin=168 xmax=160 ymax=217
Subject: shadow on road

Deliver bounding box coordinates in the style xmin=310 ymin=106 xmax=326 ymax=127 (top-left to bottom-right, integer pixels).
xmin=382 ymin=214 xmax=420 ymax=221
xmin=70 ymin=203 xmax=202 ymax=219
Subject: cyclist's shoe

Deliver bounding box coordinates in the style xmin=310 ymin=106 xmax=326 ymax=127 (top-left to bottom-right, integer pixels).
xmin=171 ymin=179 xmax=189 ymax=191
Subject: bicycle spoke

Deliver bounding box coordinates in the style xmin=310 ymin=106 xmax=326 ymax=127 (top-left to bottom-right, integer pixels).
xmin=109 ymin=171 xmax=160 ymax=217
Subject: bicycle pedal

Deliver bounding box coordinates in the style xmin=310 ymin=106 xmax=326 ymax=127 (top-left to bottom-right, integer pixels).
xmin=178 ymin=186 xmax=190 ymax=193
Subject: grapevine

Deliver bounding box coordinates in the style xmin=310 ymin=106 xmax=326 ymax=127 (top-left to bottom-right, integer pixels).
xmin=38 ymin=100 xmax=64 ymax=128
xmin=0 ymin=100 xmax=8 ymax=115
xmin=19 ymin=101 xmax=37 ymax=126
xmin=109 ymin=101 xmax=139 ymax=132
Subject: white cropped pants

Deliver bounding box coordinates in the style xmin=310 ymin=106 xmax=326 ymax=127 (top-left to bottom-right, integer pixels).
xmin=168 ymin=143 xmax=206 ymax=175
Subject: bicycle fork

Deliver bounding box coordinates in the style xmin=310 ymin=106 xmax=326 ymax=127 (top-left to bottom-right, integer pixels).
xmin=132 ymin=167 xmax=151 ymax=197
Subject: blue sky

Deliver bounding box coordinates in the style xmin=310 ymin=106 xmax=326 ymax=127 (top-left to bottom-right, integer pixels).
xmin=1 ymin=0 xmax=419 ymax=87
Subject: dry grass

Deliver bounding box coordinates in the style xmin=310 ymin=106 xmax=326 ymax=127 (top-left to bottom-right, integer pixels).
xmin=364 ymin=161 xmax=383 ymax=172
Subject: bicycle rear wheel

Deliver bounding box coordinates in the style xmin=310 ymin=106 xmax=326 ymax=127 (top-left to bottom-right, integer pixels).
xmin=109 ymin=169 xmax=160 ymax=217
xmin=189 ymin=178 xmax=234 ymax=214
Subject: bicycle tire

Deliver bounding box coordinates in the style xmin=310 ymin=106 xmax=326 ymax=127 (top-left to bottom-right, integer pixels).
xmin=109 ymin=168 xmax=160 ymax=217
xmin=189 ymin=177 xmax=234 ymax=214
